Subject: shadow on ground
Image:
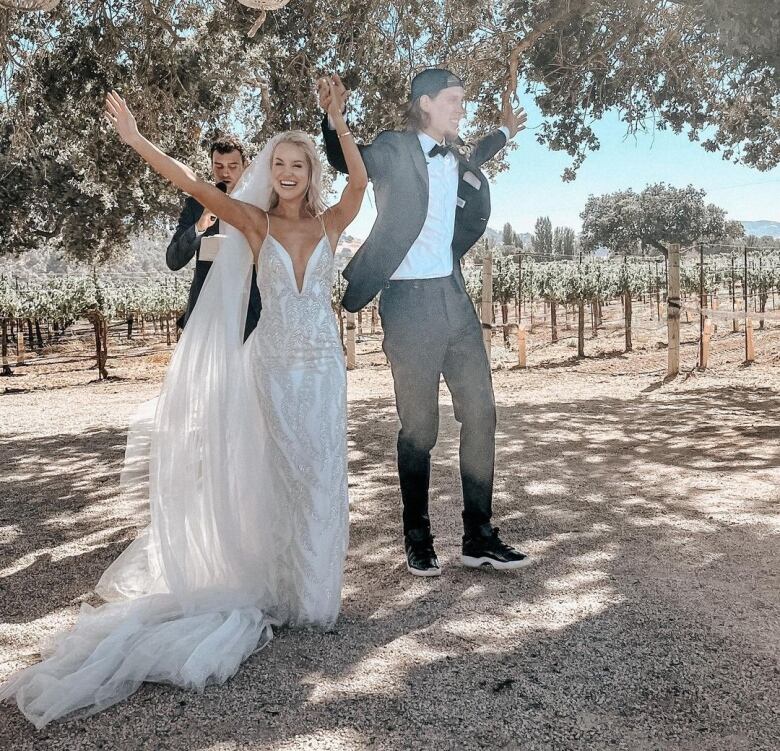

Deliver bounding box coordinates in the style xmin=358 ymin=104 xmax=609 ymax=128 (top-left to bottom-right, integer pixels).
xmin=1 ymin=383 xmax=778 ymax=750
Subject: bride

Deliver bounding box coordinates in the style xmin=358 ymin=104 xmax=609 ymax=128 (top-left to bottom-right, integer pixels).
xmin=1 ymin=81 xmax=367 ymax=728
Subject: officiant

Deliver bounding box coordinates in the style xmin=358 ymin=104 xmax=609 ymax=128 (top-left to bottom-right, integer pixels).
xmin=166 ymin=134 xmax=262 ymax=340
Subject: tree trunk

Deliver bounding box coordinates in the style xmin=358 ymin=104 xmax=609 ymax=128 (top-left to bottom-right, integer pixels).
xmin=91 ymin=313 xmax=108 ymax=380
xmin=34 ymin=319 xmax=44 ymax=349
xmin=577 ymin=301 xmax=585 ymax=358
xmin=624 ymin=291 xmax=633 ymax=352
xmin=1 ymin=319 xmax=12 ymax=376
xmin=100 ymin=318 xmax=109 ymax=376
xmin=501 ymin=302 xmax=510 ymax=345
xmin=550 ymin=300 xmax=558 ymax=343
xmin=127 ymin=315 xmax=134 ymax=339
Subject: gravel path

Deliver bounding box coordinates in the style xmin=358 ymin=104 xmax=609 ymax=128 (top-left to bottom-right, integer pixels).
xmin=1 ymin=334 xmax=779 ymax=750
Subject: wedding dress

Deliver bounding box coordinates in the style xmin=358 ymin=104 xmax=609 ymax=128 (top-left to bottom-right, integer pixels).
xmin=0 ymin=135 xmax=349 ymax=729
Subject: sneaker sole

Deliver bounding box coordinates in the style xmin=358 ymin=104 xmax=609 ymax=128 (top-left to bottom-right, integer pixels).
xmin=407 ymin=563 xmax=442 ymax=577
xmin=461 ymin=555 xmax=532 ymax=570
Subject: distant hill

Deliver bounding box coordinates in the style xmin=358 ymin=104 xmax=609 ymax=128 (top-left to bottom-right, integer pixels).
xmin=484 ymin=226 xmax=534 ymax=247
xmin=1 ymin=231 xmax=364 ymax=280
xmin=741 ymin=220 xmax=780 ymax=239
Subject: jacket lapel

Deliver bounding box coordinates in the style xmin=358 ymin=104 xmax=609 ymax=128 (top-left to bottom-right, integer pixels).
xmin=405 ymin=132 xmax=430 ymax=188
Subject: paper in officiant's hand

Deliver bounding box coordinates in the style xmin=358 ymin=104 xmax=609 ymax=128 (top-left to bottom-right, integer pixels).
xmin=200 ymin=234 xmax=226 ymax=262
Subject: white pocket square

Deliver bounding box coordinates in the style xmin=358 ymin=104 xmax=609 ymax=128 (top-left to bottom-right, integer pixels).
xmin=463 ymin=171 xmax=481 ymax=190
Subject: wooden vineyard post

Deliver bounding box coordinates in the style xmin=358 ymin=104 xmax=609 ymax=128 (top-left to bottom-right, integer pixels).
xmin=743 ymin=244 xmax=753 ymax=364
xmin=481 ymin=253 xmax=493 ymax=361
xmin=370 ymin=304 xmax=377 ymax=334
xmin=700 ymin=319 xmax=713 ymax=370
xmin=517 ymin=252 xmax=523 ymax=324
xmin=577 ymin=301 xmax=585 ymax=358
xmin=517 ymin=323 xmax=527 ymax=368
xmin=698 ymin=242 xmax=705 ymax=369
xmin=731 ymin=253 xmax=738 ymax=333
xmin=667 ymin=243 xmax=681 ymax=377
xmin=624 ymin=290 xmax=633 ymax=353
xmin=745 ymin=317 xmax=755 ymax=364
xmin=550 ymin=300 xmax=558 ymax=343
xmin=345 ymin=310 xmax=356 ymax=370
xmin=16 ymin=318 xmax=25 ymax=366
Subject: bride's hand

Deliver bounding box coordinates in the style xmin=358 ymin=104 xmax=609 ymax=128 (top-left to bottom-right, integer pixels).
xmin=105 ymin=91 xmax=141 ymax=147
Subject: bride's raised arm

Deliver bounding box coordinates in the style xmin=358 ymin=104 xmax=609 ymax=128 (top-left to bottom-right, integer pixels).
xmin=320 ymin=78 xmax=368 ymax=237
xmin=104 ymin=91 xmax=266 ymax=251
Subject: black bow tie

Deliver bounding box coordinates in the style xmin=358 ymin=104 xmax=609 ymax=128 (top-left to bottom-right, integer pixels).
xmin=428 ymin=143 xmax=452 ymax=159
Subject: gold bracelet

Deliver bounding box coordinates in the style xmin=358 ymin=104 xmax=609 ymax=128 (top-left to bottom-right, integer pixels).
xmin=337 ymin=130 xmax=352 ymax=139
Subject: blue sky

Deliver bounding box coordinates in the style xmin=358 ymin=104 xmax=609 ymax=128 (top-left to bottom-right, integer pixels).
xmin=336 ymin=97 xmax=780 ymax=239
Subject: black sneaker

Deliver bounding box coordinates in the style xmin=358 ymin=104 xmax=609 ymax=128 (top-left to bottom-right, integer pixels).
xmin=405 ymin=529 xmax=441 ymax=577
xmin=462 ymin=526 xmax=532 ymax=570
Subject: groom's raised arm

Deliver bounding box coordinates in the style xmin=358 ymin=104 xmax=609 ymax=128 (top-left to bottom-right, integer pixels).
xmin=472 ymin=102 xmax=527 ymax=167
xmin=472 ymin=129 xmax=509 ymax=168
xmin=321 ymin=115 xmax=393 ymax=179
xmin=318 ymin=75 xmax=393 ymax=179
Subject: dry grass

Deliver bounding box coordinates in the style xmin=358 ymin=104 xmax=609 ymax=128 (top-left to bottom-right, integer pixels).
xmin=1 ymin=308 xmax=778 ymax=750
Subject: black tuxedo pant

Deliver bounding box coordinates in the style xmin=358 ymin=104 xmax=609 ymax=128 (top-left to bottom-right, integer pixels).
xmin=378 ymin=274 xmax=496 ymax=537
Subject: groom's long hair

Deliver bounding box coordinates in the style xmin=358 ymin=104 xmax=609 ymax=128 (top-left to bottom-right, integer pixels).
xmin=267 ymin=131 xmax=327 ymax=217
xmin=403 ymin=99 xmax=430 ymax=133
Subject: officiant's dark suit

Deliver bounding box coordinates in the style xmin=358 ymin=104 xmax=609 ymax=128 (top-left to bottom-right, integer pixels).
xmin=322 ymin=77 xmax=510 ymax=567
xmin=167 ymin=195 xmax=262 ymax=342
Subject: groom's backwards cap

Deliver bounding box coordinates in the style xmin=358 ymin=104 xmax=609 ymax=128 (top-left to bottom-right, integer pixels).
xmin=411 ymin=68 xmax=465 ymax=101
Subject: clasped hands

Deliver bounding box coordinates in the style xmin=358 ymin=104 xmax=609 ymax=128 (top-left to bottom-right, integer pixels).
xmin=316 ymin=74 xmax=526 ymax=138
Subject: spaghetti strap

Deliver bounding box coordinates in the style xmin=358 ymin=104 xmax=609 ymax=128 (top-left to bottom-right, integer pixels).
xmin=265 ymin=212 xmax=271 ymax=238
xmin=318 ymin=212 xmax=332 ymax=252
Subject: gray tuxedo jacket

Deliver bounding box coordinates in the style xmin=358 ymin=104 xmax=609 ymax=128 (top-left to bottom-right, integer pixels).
xmin=322 ymin=118 xmax=507 ymax=312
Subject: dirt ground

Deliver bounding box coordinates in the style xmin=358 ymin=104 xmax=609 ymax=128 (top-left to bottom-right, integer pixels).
xmin=1 ymin=305 xmax=779 ymax=750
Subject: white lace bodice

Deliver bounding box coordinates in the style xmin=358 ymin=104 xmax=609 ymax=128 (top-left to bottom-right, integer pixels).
xmin=251 ymin=233 xmax=342 ymax=364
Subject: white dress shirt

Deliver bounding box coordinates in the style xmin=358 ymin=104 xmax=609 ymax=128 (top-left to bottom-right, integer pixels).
xmin=390 ymin=127 xmax=512 ymax=281
xmin=391 ymin=131 xmax=459 ymax=280
xmin=324 ymin=118 xmax=511 ymax=280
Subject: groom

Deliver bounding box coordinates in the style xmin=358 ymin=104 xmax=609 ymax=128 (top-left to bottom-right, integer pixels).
xmin=166 ymin=134 xmax=262 ymax=341
xmin=320 ymin=69 xmax=531 ymax=576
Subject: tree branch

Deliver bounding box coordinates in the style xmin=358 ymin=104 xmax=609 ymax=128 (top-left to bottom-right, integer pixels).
xmin=502 ymin=0 xmax=595 ymax=115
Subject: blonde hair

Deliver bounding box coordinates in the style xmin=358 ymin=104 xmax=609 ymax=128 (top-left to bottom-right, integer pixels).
xmin=268 ymin=131 xmax=327 ymax=216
